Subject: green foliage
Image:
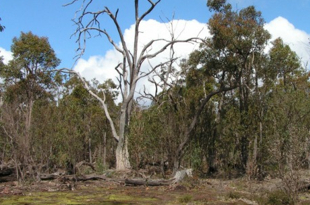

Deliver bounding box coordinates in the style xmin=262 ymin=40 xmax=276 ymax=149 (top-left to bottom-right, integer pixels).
xmin=128 ymin=105 xmax=170 ymax=169
xmin=267 ymin=190 xmax=294 ymax=205
xmin=268 ymin=38 xmax=301 ymax=86
xmin=28 ymin=77 xmax=119 ymax=171
xmin=11 ymin=32 xmax=60 ymax=68
xmin=207 ymin=0 xmax=230 ymax=12
xmin=1 ymin=32 xmax=60 ymax=104
xmin=0 ymin=31 xmax=119 ymax=172
xmin=178 ymin=194 xmax=193 ymax=203
xmin=227 ymin=191 xmax=242 ymax=199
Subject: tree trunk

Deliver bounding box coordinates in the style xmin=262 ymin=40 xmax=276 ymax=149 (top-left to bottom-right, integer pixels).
xmin=115 ymin=142 xmax=131 ymax=170
xmin=115 ymin=122 xmax=131 ymax=171
xmin=103 ymin=132 xmax=107 ymax=167
xmin=173 ymin=155 xmax=181 ymax=175
xmin=125 ymin=178 xmax=171 ymax=186
xmin=115 ymin=102 xmax=132 ymax=170
xmin=89 ymin=138 xmax=92 ymax=163
xmin=24 ymin=98 xmax=34 ymax=159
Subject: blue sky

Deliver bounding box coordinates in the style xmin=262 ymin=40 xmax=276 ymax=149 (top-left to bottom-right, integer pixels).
xmin=1 ymin=0 xmax=310 ymax=88
xmin=0 ymin=0 xmax=209 ymax=67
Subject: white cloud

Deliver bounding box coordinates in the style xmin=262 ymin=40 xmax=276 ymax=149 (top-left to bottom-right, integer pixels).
xmin=73 ymin=17 xmax=310 ymax=104
xmin=265 ymin=17 xmax=310 ymax=68
xmin=0 ymin=47 xmax=13 ymax=65
xmin=74 ymin=50 xmax=122 ymax=83
xmin=73 ymin=19 xmax=210 ymax=102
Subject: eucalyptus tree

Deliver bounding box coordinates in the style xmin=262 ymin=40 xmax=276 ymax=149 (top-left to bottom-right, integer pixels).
xmin=264 ymin=38 xmax=307 ymax=174
xmin=204 ymin=0 xmax=271 ymax=172
xmin=140 ymin=0 xmax=271 ymax=173
xmin=160 ymin=0 xmax=271 ymax=173
xmin=0 ymin=32 xmax=60 ymax=170
xmin=65 ymin=0 xmax=201 ymax=170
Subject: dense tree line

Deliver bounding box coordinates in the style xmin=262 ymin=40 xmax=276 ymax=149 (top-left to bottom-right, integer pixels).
xmin=0 ymin=0 xmax=309 ymax=183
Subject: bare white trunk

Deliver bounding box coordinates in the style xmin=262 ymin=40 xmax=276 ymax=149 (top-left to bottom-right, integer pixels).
xmin=116 ymin=104 xmax=131 ymax=170
xmin=115 ymin=135 xmax=131 ymax=170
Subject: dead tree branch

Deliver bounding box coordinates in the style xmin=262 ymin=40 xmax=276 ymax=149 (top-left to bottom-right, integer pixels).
xmin=56 ymin=68 xmax=120 ymax=142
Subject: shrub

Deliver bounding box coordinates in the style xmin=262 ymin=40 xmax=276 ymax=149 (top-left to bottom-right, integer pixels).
xmin=178 ymin=195 xmax=192 ymax=203
xmin=267 ymin=190 xmax=294 ymax=205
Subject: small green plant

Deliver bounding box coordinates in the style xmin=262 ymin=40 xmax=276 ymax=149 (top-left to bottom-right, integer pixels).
xmin=178 ymin=194 xmax=193 ymax=203
xmin=96 ymin=160 xmax=108 ymax=174
xmin=104 ymin=170 xmax=115 ymax=178
xmin=267 ymin=190 xmax=294 ymax=205
xmin=227 ymin=191 xmax=241 ymax=199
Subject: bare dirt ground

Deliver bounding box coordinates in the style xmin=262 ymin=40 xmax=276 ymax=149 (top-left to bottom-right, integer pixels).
xmin=1 ymin=171 xmax=310 ymax=205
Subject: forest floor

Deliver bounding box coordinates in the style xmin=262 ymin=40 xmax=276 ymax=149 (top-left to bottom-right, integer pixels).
xmin=1 ymin=170 xmax=310 ymax=205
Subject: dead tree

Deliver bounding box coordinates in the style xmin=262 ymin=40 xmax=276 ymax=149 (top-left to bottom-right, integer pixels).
xmin=64 ymin=0 xmax=202 ymax=170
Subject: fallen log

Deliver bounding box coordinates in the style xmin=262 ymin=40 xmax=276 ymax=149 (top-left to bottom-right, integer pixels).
xmin=125 ymin=168 xmax=193 ymax=186
xmin=0 ymin=167 xmax=14 ymax=177
xmin=40 ymin=174 xmax=59 ymax=180
xmin=0 ymin=162 xmax=16 ymax=178
xmin=125 ymin=178 xmax=172 ymax=186
xmin=40 ymin=173 xmax=106 ymax=182
xmin=75 ymin=174 xmax=106 ymax=181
